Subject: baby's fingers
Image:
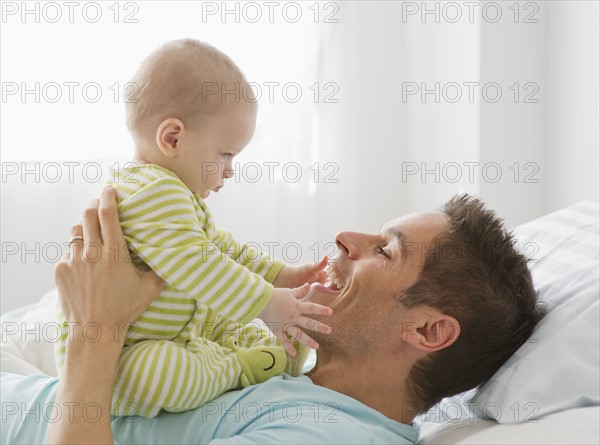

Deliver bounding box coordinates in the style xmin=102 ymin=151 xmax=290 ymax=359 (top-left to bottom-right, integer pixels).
xmin=278 ymin=332 xmax=298 ymax=356
xmin=299 ymin=301 xmax=333 ymax=316
xmin=287 ymin=326 xmax=320 ymax=350
xmin=292 ymin=283 xmax=311 ymax=299
xmin=313 ymin=256 xmax=329 ymax=283
xmin=315 ymin=269 xmax=328 ymax=284
xmin=296 ymin=316 xmax=333 ymax=336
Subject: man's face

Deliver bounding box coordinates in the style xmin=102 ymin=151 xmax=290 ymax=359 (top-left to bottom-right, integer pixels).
xmin=307 ymin=211 xmax=448 ymax=354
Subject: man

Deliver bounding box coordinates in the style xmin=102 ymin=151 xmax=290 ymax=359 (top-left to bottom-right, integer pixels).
xmin=305 ymin=194 xmax=546 ymax=423
xmin=7 ymin=189 xmax=544 ymax=444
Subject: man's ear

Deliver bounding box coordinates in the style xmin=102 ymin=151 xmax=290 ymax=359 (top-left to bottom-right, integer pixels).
xmin=156 ymin=118 xmax=185 ymax=158
xmin=402 ymin=309 xmax=460 ymax=353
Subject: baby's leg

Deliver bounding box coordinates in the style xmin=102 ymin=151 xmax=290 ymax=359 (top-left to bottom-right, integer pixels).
xmin=213 ymin=318 xmax=309 ymax=378
xmin=111 ymin=337 xmax=241 ymax=418
xmin=209 ymin=316 xmax=278 ymax=348
xmin=192 ymin=309 xmax=290 ymax=386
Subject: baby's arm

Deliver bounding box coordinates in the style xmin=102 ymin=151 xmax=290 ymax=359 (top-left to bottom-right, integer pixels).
xmin=212 ymin=226 xmax=284 ymax=284
xmin=208 ymin=227 xmax=332 ymax=353
xmin=272 ymin=257 xmax=329 ymax=288
xmin=214 ymin=227 xmax=328 ymax=288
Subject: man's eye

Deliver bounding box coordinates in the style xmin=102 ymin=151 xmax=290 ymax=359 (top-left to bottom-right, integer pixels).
xmin=377 ymin=246 xmax=390 ymax=259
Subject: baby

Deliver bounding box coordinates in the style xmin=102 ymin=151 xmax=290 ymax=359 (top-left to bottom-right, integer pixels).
xmin=55 ymin=39 xmax=332 ymax=417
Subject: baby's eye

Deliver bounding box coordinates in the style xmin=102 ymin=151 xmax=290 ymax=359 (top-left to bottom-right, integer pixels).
xmin=377 ymin=246 xmax=390 ymax=259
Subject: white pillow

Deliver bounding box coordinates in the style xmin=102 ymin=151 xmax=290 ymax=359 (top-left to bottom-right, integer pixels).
xmin=418 ymin=406 xmax=600 ymax=445
xmin=418 ymin=201 xmax=599 ymax=425
xmin=464 ymin=201 xmax=600 ymax=423
xmin=1 ymin=290 xmax=59 ymax=377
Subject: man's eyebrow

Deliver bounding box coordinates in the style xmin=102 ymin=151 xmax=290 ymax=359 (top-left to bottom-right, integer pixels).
xmin=384 ymin=227 xmax=407 ymax=253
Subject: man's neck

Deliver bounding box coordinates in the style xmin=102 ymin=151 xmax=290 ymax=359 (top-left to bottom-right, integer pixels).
xmin=305 ymin=351 xmax=418 ymax=425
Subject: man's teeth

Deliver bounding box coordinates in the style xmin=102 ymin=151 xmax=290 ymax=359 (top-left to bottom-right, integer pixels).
xmin=325 ymin=266 xmax=345 ymax=290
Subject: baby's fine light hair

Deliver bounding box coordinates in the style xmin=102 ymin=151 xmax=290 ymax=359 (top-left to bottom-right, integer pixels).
xmin=126 ymin=39 xmax=253 ymax=141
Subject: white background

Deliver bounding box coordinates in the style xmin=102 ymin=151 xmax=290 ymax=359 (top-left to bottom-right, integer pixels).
xmin=1 ymin=1 xmax=599 ymax=312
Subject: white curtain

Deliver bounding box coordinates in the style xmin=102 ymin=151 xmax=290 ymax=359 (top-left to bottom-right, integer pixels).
xmin=2 ymin=1 xmax=598 ymax=313
xmin=312 ymin=0 xmax=599 ymax=233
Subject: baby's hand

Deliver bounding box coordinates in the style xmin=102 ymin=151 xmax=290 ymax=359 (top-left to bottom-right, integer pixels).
xmin=273 ymin=256 xmax=329 ymax=289
xmin=259 ymin=284 xmax=333 ymax=356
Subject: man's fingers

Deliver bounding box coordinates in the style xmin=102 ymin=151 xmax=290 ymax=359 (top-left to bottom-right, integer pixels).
xmin=83 ymin=198 xmax=102 ymax=247
xmin=98 ymin=186 xmax=125 ymax=247
xmin=300 ymin=301 xmax=333 ymax=316
xmin=139 ymin=270 xmax=165 ymax=305
xmin=68 ymin=223 xmax=84 ymax=262
xmin=70 ymin=223 xmax=83 ymax=238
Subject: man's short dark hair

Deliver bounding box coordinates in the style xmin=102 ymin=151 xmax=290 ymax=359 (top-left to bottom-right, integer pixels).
xmin=399 ymin=194 xmax=546 ymax=414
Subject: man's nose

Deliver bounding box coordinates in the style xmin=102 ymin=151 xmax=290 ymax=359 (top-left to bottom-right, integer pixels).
xmin=335 ymin=231 xmax=361 ymax=260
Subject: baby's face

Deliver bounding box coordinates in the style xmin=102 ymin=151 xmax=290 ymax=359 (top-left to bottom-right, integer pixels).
xmin=175 ymin=104 xmax=257 ymax=198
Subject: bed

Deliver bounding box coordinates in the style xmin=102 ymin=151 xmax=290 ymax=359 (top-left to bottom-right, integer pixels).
xmin=1 ymin=201 xmax=599 ymax=444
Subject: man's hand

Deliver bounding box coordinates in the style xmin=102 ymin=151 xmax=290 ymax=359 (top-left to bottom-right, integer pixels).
xmin=47 ymin=185 xmax=164 ymax=445
xmin=273 ymin=256 xmax=328 ymax=289
xmin=55 ymin=185 xmax=164 ymax=346
xmin=259 ymin=284 xmax=333 ymax=356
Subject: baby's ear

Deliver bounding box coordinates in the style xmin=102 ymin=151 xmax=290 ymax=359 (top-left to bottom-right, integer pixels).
xmin=156 ymin=118 xmax=185 ymax=157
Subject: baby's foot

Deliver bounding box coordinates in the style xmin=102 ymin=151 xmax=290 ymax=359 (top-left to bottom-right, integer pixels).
xmin=226 ymin=337 xmax=287 ymax=387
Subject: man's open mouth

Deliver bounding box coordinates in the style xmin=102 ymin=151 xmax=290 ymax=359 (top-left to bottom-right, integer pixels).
xmin=325 ymin=265 xmax=345 ymax=291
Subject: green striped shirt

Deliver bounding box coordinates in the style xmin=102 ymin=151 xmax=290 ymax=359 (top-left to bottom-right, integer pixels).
xmin=110 ymin=163 xmax=284 ymax=343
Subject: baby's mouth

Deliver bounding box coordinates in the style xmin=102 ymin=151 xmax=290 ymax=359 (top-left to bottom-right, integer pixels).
xmin=325 ymin=265 xmax=345 ymax=290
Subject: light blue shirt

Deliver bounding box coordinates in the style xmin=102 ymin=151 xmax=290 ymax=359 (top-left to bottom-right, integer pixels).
xmin=1 ymin=372 xmax=419 ymax=444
